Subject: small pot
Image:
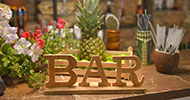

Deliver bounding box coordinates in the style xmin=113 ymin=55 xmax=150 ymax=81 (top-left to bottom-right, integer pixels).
xmin=107 ymin=29 xmax=120 ymax=50
xmin=1 ymin=74 xmax=25 ymax=86
xmin=153 ymin=49 xmax=180 ymax=74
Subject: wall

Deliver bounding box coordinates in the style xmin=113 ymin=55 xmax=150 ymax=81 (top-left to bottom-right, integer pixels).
xmin=3 ymin=0 xmax=190 ymax=50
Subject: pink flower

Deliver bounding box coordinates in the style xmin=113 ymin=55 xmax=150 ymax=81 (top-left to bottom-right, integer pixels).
xmin=30 ymin=29 xmax=42 ymax=40
xmin=35 ymin=29 xmax=43 ymax=38
xmin=35 ymin=38 xmax=45 ymax=49
xmin=21 ymin=30 xmax=30 ymax=39
xmin=56 ymin=18 xmax=66 ymax=29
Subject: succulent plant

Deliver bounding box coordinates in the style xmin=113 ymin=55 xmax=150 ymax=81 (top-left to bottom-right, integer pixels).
xmin=105 ymin=14 xmax=120 ymax=30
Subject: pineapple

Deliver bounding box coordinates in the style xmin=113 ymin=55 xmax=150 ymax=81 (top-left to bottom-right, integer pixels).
xmin=76 ymin=0 xmax=106 ymax=61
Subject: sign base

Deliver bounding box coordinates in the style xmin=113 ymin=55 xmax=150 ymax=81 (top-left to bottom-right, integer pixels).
xmin=44 ymin=82 xmax=146 ymax=95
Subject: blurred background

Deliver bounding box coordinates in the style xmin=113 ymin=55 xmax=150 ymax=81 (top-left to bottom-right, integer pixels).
xmin=0 ymin=0 xmax=190 ymax=51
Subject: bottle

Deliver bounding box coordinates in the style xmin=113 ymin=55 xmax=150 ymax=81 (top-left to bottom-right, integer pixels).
xmin=118 ymin=0 xmax=126 ymax=24
xmin=41 ymin=21 xmax=46 ymax=34
xmin=136 ymin=0 xmax=143 ymax=14
xmin=106 ymin=0 xmax=112 ymax=15
xmin=21 ymin=6 xmax=27 ymax=32
xmin=154 ymin=0 xmax=164 ymax=11
xmin=61 ymin=0 xmax=68 ymax=19
xmin=9 ymin=7 xmax=18 ymax=27
xmin=166 ymin=0 xmax=175 ymax=10
xmin=18 ymin=7 xmax=25 ymax=37
xmin=48 ymin=20 xmax=53 ymax=32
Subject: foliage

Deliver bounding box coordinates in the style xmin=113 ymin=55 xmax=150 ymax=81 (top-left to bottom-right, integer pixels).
xmin=28 ymin=70 xmax=46 ymax=89
xmin=0 ymin=5 xmax=72 ymax=89
xmin=42 ymin=18 xmax=71 ymax=54
xmin=0 ymin=27 xmax=45 ymax=89
xmin=41 ymin=29 xmax=63 ymax=54
xmin=76 ymin=0 xmax=104 ymax=38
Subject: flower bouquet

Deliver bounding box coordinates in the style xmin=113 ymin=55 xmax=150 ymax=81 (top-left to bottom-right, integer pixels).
xmin=0 ymin=22 xmax=46 ymax=89
xmin=0 ymin=5 xmax=73 ymax=89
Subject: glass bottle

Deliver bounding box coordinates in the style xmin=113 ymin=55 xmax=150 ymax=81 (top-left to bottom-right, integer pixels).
xmin=106 ymin=0 xmax=112 ymax=16
xmin=61 ymin=0 xmax=68 ymax=19
xmin=119 ymin=0 xmax=126 ymax=24
xmin=136 ymin=0 xmax=143 ymax=14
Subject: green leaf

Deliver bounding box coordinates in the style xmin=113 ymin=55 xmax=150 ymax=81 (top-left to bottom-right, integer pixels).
xmin=0 ymin=50 xmax=3 ymax=55
xmin=2 ymin=43 xmax=11 ymax=54
xmin=0 ymin=64 xmax=9 ymax=76
xmin=30 ymin=70 xmax=34 ymax=74
xmin=0 ymin=38 xmax=5 ymax=46
xmin=2 ymin=57 xmax=10 ymax=67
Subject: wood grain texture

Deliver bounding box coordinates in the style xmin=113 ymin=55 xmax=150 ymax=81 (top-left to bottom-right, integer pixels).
xmin=113 ymin=55 xmax=145 ymax=86
xmin=44 ymin=82 xmax=145 ymax=95
xmin=45 ymin=55 xmax=78 ymax=87
xmin=79 ymin=56 xmax=111 ymax=87
xmin=43 ymin=47 xmax=145 ymax=94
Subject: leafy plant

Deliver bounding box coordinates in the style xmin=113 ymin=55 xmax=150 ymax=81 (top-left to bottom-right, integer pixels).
xmin=0 ymin=27 xmax=46 ymax=89
xmin=41 ymin=29 xmax=63 ymax=54
xmin=28 ymin=70 xmax=46 ymax=89
xmin=0 ymin=6 xmax=46 ymax=88
xmin=0 ymin=5 xmax=73 ymax=89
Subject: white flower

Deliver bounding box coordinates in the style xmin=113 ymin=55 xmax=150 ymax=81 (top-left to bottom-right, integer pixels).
xmin=29 ymin=43 xmax=43 ymax=62
xmin=5 ymin=8 xmax=12 ymax=20
xmin=0 ymin=7 xmax=12 ymax=21
xmin=50 ymin=36 xmax=54 ymax=40
xmin=13 ymin=38 xmax=31 ymax=55
xmin=1 ymin=21 xmax=18 ymax=43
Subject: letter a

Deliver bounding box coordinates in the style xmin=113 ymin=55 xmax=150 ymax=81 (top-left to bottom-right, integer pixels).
xmin=79 ymin=56 xmax=111 ymax=87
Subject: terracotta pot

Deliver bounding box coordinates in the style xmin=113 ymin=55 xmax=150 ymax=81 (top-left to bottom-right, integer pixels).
xmin=153 ymin=49 xmax=180 ymax=74
xmin=107 ymin=29 xmax=120 ymax=50
xmin=3 ymin=0 xmax=27 ymax=7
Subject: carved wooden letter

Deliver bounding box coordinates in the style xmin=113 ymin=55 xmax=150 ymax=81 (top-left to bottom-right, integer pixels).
xmin=113 ymin=56 xmax=145 ymax=86
xmin=44 ymin=55 xmax=77 ymax=87
xmin=79 ymin=56 xmax=111 ymax=87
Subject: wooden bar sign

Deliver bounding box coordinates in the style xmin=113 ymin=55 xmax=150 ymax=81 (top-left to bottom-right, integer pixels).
xmin=44 ymin=54 xmax=145 ymax=95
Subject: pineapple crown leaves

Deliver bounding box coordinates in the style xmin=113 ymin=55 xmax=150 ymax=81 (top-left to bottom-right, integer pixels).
xmin=76 ymin=0 xmax=104 ymax=38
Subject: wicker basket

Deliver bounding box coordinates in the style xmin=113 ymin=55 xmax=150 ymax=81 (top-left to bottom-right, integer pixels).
xmin=3 ymin=0 xmax=27 ymax=7
xmin=153 ymin=49 xmax=180 ymax=74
